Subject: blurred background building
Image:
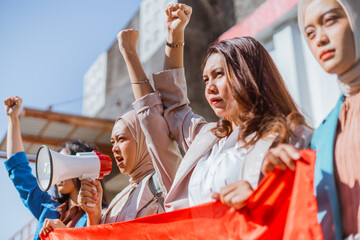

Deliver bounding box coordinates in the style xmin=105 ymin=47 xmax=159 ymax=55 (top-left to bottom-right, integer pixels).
xmin=83 ymin=0 xmax=340 ymax=129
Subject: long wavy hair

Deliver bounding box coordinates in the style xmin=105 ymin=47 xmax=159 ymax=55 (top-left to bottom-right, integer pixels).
xmin=202 ymin=37 xmax=308 ymax=147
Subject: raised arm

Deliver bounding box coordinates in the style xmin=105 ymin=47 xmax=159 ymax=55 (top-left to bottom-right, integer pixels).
xmin=5 ymin=96 xmax=24 ymax=157
xmin=4 ymin=96 xmax=53 ymax=220
xmin=117 ymin=29 xmax=153 ymax=100
xmin=118 ymin=29 xmax=182 ymax=194
xmin=164 ymin=4 xmax=192 ymax=70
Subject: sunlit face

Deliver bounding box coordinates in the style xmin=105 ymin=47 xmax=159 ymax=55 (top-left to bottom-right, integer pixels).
xmin=55 ymin=148 xmax=77 ymax=194
xmin=110 ymin=120 xmax=137 ymax=175
xmin=203 ymin=53 xmax=236 ymax=118
xmin=303 ymin=0 xmax=355 ymax=75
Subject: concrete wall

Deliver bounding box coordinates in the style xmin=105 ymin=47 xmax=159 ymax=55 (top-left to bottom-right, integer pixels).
xmin=82 ymin=53 xmax=107 ymax=117
xmin=253 ymin=6 xmax=341 ymax=128
xmin=233 ymin=0 xmax=266 ymax=23
xmin=88 ymin=0 xmax=244 ymax=122
xmin=95 ymin=12 xmax=140 ymax=120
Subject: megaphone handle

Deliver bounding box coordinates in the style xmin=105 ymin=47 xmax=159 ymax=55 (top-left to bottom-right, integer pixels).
xmin=85 ymin=178 xmax=97 ymax=208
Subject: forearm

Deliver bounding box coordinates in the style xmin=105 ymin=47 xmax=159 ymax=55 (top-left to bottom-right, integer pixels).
xmin=86 ymin=212 xmax=101 ymax=226
xmin=164 ymin=30 xmax=184 ymax=70
xmin=122 ymin=50 xmax=154 ymax=100
xmin=7 ymin=115 xmax=24 ymax=158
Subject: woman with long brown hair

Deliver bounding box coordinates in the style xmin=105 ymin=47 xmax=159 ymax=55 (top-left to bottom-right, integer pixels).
xmin=117 ymin=3 xmax=312 ymax=212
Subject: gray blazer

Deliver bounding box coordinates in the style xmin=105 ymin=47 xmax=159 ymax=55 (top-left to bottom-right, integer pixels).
xmin=134 ymin=68 xmax=313 ymax=212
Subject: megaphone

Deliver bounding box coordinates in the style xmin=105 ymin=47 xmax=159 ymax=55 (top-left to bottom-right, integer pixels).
xmin=36 ymin=145 xmax=112 ymax=192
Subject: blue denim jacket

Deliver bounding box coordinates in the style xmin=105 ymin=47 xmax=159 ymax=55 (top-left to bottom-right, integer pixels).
xmin=5 ymin=152 xmax=87 ymax=240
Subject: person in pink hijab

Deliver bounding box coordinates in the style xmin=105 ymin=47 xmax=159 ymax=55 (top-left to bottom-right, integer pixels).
xmin=263 ymin=0 xmax=360 ymax=239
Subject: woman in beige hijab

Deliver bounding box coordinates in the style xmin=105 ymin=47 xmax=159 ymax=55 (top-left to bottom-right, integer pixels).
xmin=263 ymin=0 xmax=360 ymax=239
xmin=78 ymin=110 xmax=168 ymax=225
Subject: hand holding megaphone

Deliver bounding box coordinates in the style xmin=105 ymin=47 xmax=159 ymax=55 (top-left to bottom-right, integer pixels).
xmin=78 ymin=179 xmax=103 ymax=215
xmin=35 ymin=145 xmax=112 ymax=193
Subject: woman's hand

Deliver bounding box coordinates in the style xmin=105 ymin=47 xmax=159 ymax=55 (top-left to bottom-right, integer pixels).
xmin=40 ymin=218 xmax=66 ymax=236
xmin=117 ymin=29 xmax=139 ymax=55
xmin=4 ymin=96 xmax=22 ymax=117
xmin=78 ymin=179 xmax=102 ymax=214
xmin=262 ymin=144 xmax=300 ymax=175
xmin=211 ymin=180 xmax=253 ymax=210
xmin=165 ymin=4 xmax=192 ymax=34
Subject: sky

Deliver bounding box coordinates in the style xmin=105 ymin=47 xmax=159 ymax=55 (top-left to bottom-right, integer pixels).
xmin=0 ymin=1 xmax=141 ymax=238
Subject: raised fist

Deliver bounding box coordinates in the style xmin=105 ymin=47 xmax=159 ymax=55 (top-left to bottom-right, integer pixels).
xmin=165 ymin=4 xmax=192 ymax=33
xmin=4 ymin=96 xmax=22 ymax=116
xmin=117 ymin=29 xmax=139 ymax=55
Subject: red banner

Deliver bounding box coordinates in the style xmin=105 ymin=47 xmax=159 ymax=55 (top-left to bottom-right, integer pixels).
xmin=42 ymin=150 xmax=323 ymax=240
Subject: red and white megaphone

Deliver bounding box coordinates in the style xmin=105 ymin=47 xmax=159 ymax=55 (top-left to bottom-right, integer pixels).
xmin=36 ymin=145 xmax=112 ymax=192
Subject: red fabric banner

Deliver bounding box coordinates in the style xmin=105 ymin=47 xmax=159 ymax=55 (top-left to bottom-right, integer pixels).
xmin=42 ymin=149 xmax=323 ymax=240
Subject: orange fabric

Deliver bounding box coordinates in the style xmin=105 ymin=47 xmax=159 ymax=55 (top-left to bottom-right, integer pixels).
xmin=42 ymin=150 xmax=323 ymax=240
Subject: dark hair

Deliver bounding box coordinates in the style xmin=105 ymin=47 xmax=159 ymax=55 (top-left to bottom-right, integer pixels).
xmin=53 ymin=140 xmax=98 ymax=203
xmin=202 ymin=37 xmax=308 ymax=147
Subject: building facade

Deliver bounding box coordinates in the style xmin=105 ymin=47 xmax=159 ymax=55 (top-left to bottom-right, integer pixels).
xmin=83 ymin=0 xmax=340 ymax=128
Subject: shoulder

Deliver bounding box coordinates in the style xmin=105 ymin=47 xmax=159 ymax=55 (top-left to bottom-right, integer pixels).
xmin=319 ymin=95 xmax=344 ymax=128
xmin=312 ymin=96 xmax=344 ymax=147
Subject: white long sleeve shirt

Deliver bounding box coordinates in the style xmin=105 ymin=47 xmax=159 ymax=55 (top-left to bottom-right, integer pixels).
xmin=188 ymin=127 xmax=252 ymax=206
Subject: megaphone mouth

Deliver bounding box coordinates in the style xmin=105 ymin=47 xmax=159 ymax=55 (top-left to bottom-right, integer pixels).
xmin=36 ymin=145 xmax=54 ymax=192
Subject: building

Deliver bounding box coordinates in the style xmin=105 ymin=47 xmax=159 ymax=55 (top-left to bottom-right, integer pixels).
xmin=83 ymin=0 xmax=340 ymax=128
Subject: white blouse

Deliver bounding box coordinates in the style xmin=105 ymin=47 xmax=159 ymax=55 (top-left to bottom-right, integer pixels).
xmin=188 ymin=127 xmax=251 ymax=206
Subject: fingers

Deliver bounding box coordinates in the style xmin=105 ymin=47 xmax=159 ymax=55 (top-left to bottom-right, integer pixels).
xmin=4 ymin=96 xmax=22 ymax=116
xmin=5 ymin=96 xmax=22 ymax=107
xmin=81 ymin=179 xmax=98 ymax=196
xmin=265 ymin=151 xmax=287 ymax=171
xmin=78 ymin=194 xmax=97 ymax=211
xmin=117 ymin=29 xmax=139 ymax=53
xmin=211 ymin=192 xmax=220 ymax=201
xmin=78 ymin=179 xmax=103 ymax=213
xmin=180 ymin=4 xmax=192 ymax=17
xmin=165 ymin=3 xmax=192 ymax=26
xmin=14 ymin=96 xmax=22 ymax=105
xmin=262 ymin=144 xmax=299 ymax=174
xmin=166 ymin=4 xmax=192 ymax=17
xmin=48 ymin=219 xmax=66 ymax=229
xmin=117 ymin=29 xmax=139 ymax=42
xmin=218 ymin=181 xmax=253 ymax=210
xmin=40 ymin=218 xmax=67 ymax=236
xmin=41 ymin=218 xmax=54 ymax=236
xmin=79 ymin=180 xmax=98 ymax=205
xmin=165 ymin=6 xmax=172 ymax=18
xmin=92 ymin=179 xmax=103 ymax=195
xmin=174 ymin=9 xmax=187 ymax=23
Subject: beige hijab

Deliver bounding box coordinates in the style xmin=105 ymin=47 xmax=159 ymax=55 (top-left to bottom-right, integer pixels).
xmin=116 ymin=110 xmax=154 ymax=184
xmin=298 ymin=0 xmax=360 ymax=96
